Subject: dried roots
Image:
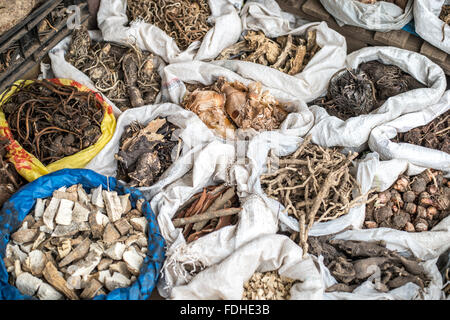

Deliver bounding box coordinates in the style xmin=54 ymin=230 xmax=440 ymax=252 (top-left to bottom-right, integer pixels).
xmin=126 ymin=0 xmax=211 ymax=51
xmin=261 ymin=136 xmax=368 ymax=257
xmin=65 ymin=26 xmax=161 ymax=111
xmin=216 ymin=29 xmax=320 ymax=76
xmin=2 ymin=80 xmax=104 ymax=166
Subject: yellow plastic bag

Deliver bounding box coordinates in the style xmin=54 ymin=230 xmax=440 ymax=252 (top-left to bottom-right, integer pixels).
xmin=0 ymin=79 xmax=116 ymax=182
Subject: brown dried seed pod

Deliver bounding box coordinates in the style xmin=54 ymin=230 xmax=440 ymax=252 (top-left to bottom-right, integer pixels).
xmin=402 ymin=191 xmax=416 ymax=203
xmin=426 ymin=206 xmax=438 ymax=219
xmin=434 ymin=194 xmax=450 ymax=211
xmin=377 ymin=190 xmax=391 ymax=204
xmin=404 ymin=222 xmax=415 ymax=232
xmin=374 ymin=206 xmax=393 ymax=224
xmin=364 ymin=221 xmax=378 ymax=229
xmin=418 ymin=192 xmax=433 ymax=207
xmin=404 ymin=202 xmax=417 ymax=214
xmin=393 ymin=176 xmax=409 ymax=193
xmin=411 ymin=178 xmax=427 ymax=194
xmin=414 ymin=219 xmax=429 ymax=232
xmin=416 ymin=206 xmax=427 ymax=219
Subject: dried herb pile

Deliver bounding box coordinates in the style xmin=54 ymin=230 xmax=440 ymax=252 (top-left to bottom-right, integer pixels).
xmin=65 ymin=26 xmax=161 ymax=111
xmin=172 ymin=184 xmax=241 ymax=243
xmin=0 ymin=136 xmax=23 ymax=208
xmin=392 ymin=110 xmax=449 ymax=154
xmin=261 ymin=136 xmax=368 ymax=256
xmin=216 ymin=30 xmax=320 ymax=76
xmin=308 ymin=235 xmax=430 ymax=293
xmin=364 ymin=169 xmax=450 ymax=232
xmin=182 ymin=77 xmax=289 ymax=138
xmin=115 ymin=117 xmax=179 ymax=187
xmin=312 ymin=61 xmax=426 ymax=120
xmin=357 ymin=0 xmax=408 ymax=10
xmin=2 ymin=80 xmax=103 ymax=166
xmin=243 ymin=271 xmax=296 ymax=300
xmin=126 ymin=0 xmax=211 ymax=51
xmin=4 ymin=184 xmax=149 ymax=300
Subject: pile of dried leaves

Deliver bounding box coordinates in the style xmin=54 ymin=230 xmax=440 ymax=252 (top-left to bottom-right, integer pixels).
xmin=242 ymin=271 xmax=296 ymax=300
xmin=126 ymin=0 xmax=211 ymax=51
xmin=392 ymin=110 xmax=449 ymax=154
xmin=216 ymin=29 xmax=320 ymax=76
xmin=357 ymin=0 xmax=408 ymax=10
xmin=261 ymin=136 xmax=369 ymax=257
xmin=4 ymin=184 xmax=149 ymax=300
xmin=172 ymin=184 xmax=241 ymax=243
xmin=312 ymin=61 xmax=426 ymax=120
xmin=115 ymin=117 xmax=180 ymax=187
xmin=308 ymin=235 xmax=431 ymax=294
xmin=182 ymin=77 xmax=289 ymax=138
xmin=364 ymin=169 xmax=450 ymax=232
xmin=2 ymin=80 xmax=103 ymax=166
xmin=0 ymin=136 xmax=23 ymax=208
xmin=440 ymin=5 xmax=450 ymax=41
xmin=65 ymin=26 xmax=161 ymax=111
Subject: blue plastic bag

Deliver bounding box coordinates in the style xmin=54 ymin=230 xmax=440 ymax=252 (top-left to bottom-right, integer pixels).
xmin=0 ymin=169 xmax=165 ymax=300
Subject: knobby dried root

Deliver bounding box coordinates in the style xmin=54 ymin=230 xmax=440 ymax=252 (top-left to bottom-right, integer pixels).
xmin=312 ymin=61 xmax=426 ymax=120
xmin=243 ymin=271 xmax=297 ymax=300
xmin=65 ymin=26 xmax=161 ymax=111
xmin=357 ymin=0 xmax=408 ymax=10
xmin=308 ymin=235 xmax=430 ymax=294
xmin=216 ymin=29 xmax=320 ymax=76
xmin=0 ymin=45 xmax=19 ymax=74
xmin=393 ymin=110 xmax=449 ymax=154
xmin=172 ymin=184 xmax=241 ymax=243
xmin=4 ymin=184 xmax=149 ymax=300
xmin=2 ymin=80 xmax=104 ymax=166
xmin=261 ymin=136 xmax=370 ymax=257
xmin=440 ymin=5 xmax=450 ymax=42
xmin=115 ymin=117 xmax=180 ymax=187
xmin=0 ymin=136 xmax=24 ymax=208
xmin=364 ymin=169 xmax=450 ymax=232
xmin=126 ymin=0 xmax=211 ymax=51
xmin=182 ymin=77 xmax=289 ymax=138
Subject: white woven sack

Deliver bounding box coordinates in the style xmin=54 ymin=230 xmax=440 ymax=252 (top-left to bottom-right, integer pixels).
xmin=307 ymin=46 xmax=447 ymax=149
xmin=414 ymin=0 xmax=450 ymax=55
xmin=319 ymin=0 xmax=413 ymax=31
xmin=170 ymin=234 xmax=324 ymax=300
xmin=85 ymin=103 xmax=218 ymax=199
xmin=212 ymin=0 xmax=347 ymax=102
xmin=315 ymin=231 xmax=444 ymax=300
xmin=97 ymin=0 xmax=243 ymax=63
xmin=368 ymin=90 xmax=450 ymax=175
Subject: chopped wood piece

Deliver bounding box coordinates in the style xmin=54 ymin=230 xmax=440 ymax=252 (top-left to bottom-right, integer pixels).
xmin=42 ymin=262 xmax=79 ymax=300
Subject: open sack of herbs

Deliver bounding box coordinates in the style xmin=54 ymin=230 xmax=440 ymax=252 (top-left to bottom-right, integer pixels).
xmin=4 ymin=184 xmax=149 ymax=300
xmin=215 ymin=28 xmax=321 ymax=77
xmin=319 ymin=0 xmax=413 ymax=32
xmin=309 ymin=234 xmax=441 ymax=299
xmin=260 ymin=135 xmax=373 ymax=257
xmin=363 ymin=169 xmax=450 ymax=233
xmin=64 ymin=26 xmax=163 ymax=112
xmin=311 ymin=60 xmax=427 ymax=121
xmin=229 ymin=1 xmax=347 ymax=102
xmin=1 ymin=80 xmax=104 ymax=167
xmin=305 ymin=46 xmax=448 ymax=149
xmin=367 ymin=90 xmax=450 ymax=174
xmin=98 ymin=0 xmax=242 ymax=63
xmin=169 ymin=234 xmax=323 ymax=300
xmin=181 ymin=76 xmax=307 ymax=139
